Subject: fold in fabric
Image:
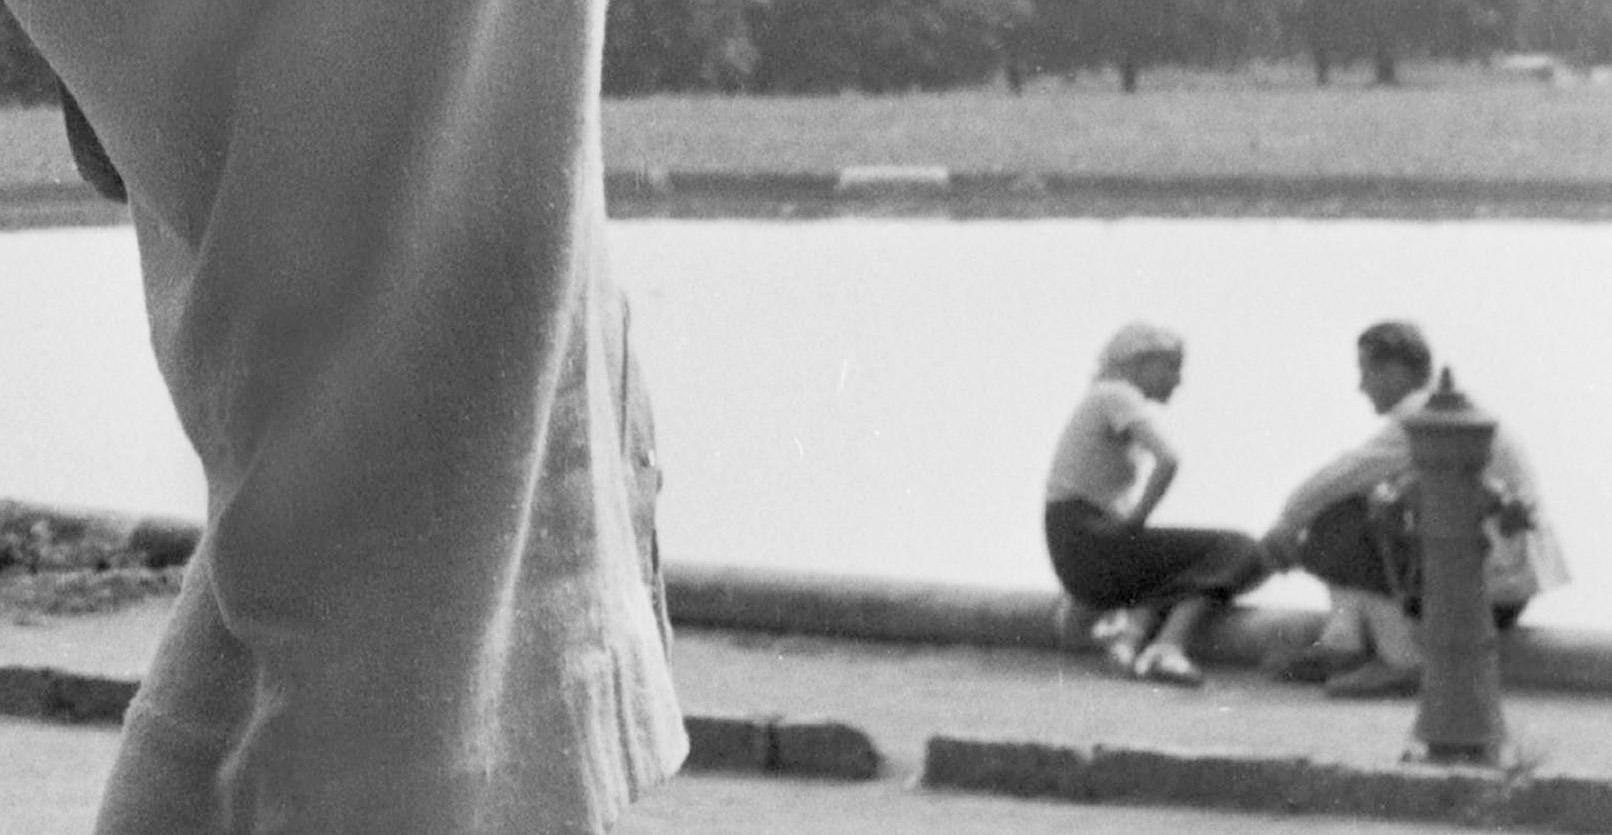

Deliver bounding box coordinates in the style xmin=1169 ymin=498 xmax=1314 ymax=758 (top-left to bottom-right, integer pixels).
xmin=8 ymin=0 xmax=687 ymax=831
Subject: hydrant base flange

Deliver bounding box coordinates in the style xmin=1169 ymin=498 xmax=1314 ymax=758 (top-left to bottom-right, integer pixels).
xmin=1403 ymin=736 xmax=1516 ymax=770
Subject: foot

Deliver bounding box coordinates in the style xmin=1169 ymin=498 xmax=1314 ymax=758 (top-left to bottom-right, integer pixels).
xmin=1324 ymin=660 xmax=1421 ymax=699
xmin=1091 ymin=610 xmax=1148 ymax=672
xmin=1264 ymin=642 xmax=1371 ymax=684
xmin=1133 ymin=643 xmax=1205 ymax=688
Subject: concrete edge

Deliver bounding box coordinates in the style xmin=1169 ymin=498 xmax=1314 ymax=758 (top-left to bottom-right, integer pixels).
xmin=11 ymin=171 xmax=1612 ymax=229
xmin=921 ymin=734 xmax=1612 ymax=834
xmin=834 ymin=165 xmax=951 ymax=194
xmin=664 ymin=563 xmax=1612 ymax=695
xmin=0 ymin=181 xmax=129 ymax=230
xmin=663 ymin=560 xmax=1322 ymax=663
xmin=601 ymin=169 xmax=1612 ymax=221
xmin=0 ymin=669 xmax=882 ymax=781
xmin=0 ymin=666 xmax=135 ymax=724
xmin=684 ymin=714 xmax=883 ymax=780
xmin=599 ymin=169 xmax=1612 ymax=204
xmin=3 ymin=497 xmax=1610 ymax=693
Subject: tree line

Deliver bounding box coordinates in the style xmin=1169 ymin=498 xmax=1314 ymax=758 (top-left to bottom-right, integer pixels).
xmin=6 ymin=0 xmax=1612 ymax=104
xmin=605 ymin=0 xmax=1612 ymax=94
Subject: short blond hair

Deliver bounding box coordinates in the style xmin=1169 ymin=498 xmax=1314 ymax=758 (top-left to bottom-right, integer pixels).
xmin=1097 ymin=321 xmax=1183 ymax=376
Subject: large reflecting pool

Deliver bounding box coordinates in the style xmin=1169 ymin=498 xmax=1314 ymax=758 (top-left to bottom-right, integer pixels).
xmin=4 ymin=219 xmax=1610 ymax=631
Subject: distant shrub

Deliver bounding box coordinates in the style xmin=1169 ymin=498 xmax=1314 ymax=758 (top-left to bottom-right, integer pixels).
xmin=605 ymin=0 xmax=768 ymax=94
xmin=1 ymin=566 xmax=184 ymax=619
xmin=599 ymin=0 xmax=1612 ymax=95
xmin=11 ymin=0 xmax=1612 ymax=102
xmin=1513 ymin=0 xmax=1612 ymax=65
xmin=748 ymin=0 xmax=1030 ymax=93
xmin=604 ymin=0 xmax=1030 ymax=95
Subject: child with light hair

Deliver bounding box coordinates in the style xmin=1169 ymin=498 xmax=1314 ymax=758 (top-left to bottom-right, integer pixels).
xmin=1045 ymin=322 xmax=1271 ymax=686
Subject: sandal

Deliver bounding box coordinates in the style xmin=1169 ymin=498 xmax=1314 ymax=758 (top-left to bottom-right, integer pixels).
xmin=1133 ymin=643 xmax=1205 ymax=688
xmin=1091 ymin=610 xmax=1147 ymax=672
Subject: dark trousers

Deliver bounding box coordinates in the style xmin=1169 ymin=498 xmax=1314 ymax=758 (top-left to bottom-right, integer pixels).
xmin=1299 ymin=497 xmax=1525 ymax=630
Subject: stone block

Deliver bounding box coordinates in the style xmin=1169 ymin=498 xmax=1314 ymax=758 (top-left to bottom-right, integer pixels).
xmin=834 ymin=166 xmax=951 ymax=196
xmin=0 ymin=666 xmax=51 ymax=718
xmin=771 ymin=718 xmax=880 ymax=780
xmin=50 ymin=673 xmax=137 ymax=723
xmin=921 ymin=735 xmax=1550 ymax=832
xmin=683 ymin=714 xmax=774 ymax=773
xmin=1509 ymin=774 xmax=1612 ymax=833
xmin=922 ymin=736 xmax=1092 ymax=800
xmin=1298 ymin=760 xmax=1504 ymax=826
xmin=1086 ymin=744 xmax=1310 ymax=812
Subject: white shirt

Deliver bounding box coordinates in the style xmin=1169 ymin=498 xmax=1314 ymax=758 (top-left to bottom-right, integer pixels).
xmin=1046 ymin=379 xmax=1161 ymax=515
xmin=1274 ymin=388 xmax=1568 ymax=604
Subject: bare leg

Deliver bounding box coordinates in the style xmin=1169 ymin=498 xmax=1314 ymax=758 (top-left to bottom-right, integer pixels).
xmin=1323 ymin=591 xmax=1424 ymax=699
xmin=1134 ymin=597 xmax=1211 ymax=687
xmin=1263 ymin=586 xmax=1377 ymax=684
xmin=1092 ymin=605 xmax=1160 ymax=669
xmin=1153 ymin=596 xmax=1211 ymax=650
xmin=1125 ymin=605 xmax=1163 ymax=640
xmin=1316 ymin=587 xmax=1370 ymax=655
xmin=1358 ymin=592 xmax=1422 ymax=669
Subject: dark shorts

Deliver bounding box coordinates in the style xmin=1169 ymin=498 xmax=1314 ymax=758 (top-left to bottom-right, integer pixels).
xmin=1044 ymin=498 xmax=1269 ymax=611
xmin=1298 ymin=496 xmax=1526 ymax=629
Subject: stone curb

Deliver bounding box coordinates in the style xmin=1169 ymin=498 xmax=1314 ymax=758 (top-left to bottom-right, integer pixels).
xmin=0 ymin=666 xmax=135 ymax=724
xmin=666 ymin=563 xmax=1612 ymax=695
xmin=600 ymin=170 xmax=1612 ymax=220
xmin=12 ymin=171 xmax=1612 ymax=228
xmin=921 ymin=735 xmax=1612 ymax=834
xmin=834 ymin=165 xmax=950 ymax=194
xmin=601 ymin=169 xmax=1612 ymax=205
xmin=0 ymin=668 xmax=882 ymax=781
xmin=0 ymin=182 xmax=130 ymax=229
xmin=684 ymin=714 xmax=882 ymax=780
xmin=597 ymin=169 xmax=1612 ymax=221
xmin=3 ymin=499 xmax=1611 ymax=693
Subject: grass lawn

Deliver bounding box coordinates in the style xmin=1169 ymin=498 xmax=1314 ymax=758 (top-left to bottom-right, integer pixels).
xmin=6 ymin=63 xmax=1612 ymax=188
xmin=605 ymin=64 xmax=1612 ymax=182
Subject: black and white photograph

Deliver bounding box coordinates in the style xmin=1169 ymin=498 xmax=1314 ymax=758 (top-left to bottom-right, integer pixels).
xmin=0 ymin=1 xmax=1609 ymax=832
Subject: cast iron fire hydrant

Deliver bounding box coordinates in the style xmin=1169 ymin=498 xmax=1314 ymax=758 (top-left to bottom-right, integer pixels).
xmin=1402 ymin=368 xmax=1508 ymax=765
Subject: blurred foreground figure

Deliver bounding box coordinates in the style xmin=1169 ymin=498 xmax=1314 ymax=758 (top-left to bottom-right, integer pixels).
xmin=8 ymin=0 xmax=687 ymax=831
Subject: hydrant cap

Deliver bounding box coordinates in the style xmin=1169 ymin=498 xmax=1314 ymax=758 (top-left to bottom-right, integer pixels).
xmin=1405 ymin=367 xmax=1495 ymax=429
xmin=1426 ymin=368 xmax=1470 ymax=411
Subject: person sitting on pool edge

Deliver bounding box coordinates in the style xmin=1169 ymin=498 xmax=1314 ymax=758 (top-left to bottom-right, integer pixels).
xmin=1044 ymin=322 xmax=1272 ymax=687
xmin=1262 ymin=320 xmax=1570 ymax=699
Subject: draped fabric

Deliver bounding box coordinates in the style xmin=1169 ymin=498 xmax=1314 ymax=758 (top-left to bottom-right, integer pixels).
xmin=7 ymin=0 xmax=688 ymax=831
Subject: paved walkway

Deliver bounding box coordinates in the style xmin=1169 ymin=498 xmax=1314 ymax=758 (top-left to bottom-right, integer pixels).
xmin=24 ymin=600 xmax=1604 ymax=773
xmin=670 ymin=628 xmax=1612 ymax=780
xmin=4 ymin=598 xmax=1611 ymax=831
xmin=0 ymin=718 xmax=1489 ymax=835
xmin=11 ymin=598 xmax=1609 ymax=778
